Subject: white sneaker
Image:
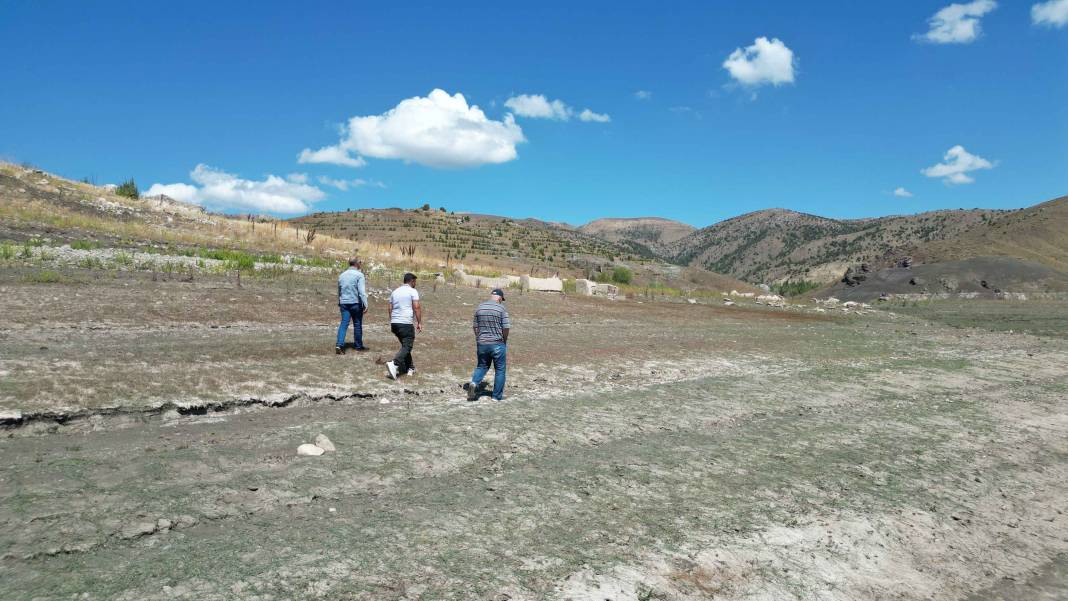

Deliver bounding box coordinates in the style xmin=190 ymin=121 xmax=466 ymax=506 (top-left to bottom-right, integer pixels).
xmin=386 ymin=361 xmax=398 ymax=380
xmin=406 ymin=368 xmax=416 ymax=376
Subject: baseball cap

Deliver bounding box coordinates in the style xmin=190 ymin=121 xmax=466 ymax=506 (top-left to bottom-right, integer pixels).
xmin=491 ymin=288 xmax=506 ymax=300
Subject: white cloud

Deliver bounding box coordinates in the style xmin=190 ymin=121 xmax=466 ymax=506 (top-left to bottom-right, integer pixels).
xmin=915 ymin=1 xmax=997 ymax=44
xmin=921 ymin=145 xmax=995 ymax=185
xmin=146 ymin=164 xmax=325 ymax=214
xmin=1032 ymin=0 xmax=1068 ymax=27
xmin=286 ymin=173 xmax=309 ymax=184
xmin=300 ymin=89 xmax=525 ymax=169
xmin=504 ymin=93 xmax=611 ymax=124
xmin=297 ymin=146 xmax=367 ymax=168
xmin=144 ymin=182 xmax=197 ymax=203
xmin=634 ymin=90 xmax=652 ymax=100
xmin=893 ymin=187 xmax=914 ymax=198
xmin=578 ymin=109 xmax=611 ymax=123
xmin=722 ymin=37 xmax=796 ymax=87
xmin=504 ymin=94 xmax=572 ymax=120
xmin=317 ymin=176 xmax=386 ymax=191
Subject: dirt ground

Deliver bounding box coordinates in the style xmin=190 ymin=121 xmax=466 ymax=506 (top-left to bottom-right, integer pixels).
xmin=1 ymin=269 xmax=1067 ymax=600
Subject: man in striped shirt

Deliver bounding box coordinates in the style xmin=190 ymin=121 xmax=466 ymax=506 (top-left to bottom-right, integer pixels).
xmin=467 ymin=288 xmax=510 ymax=401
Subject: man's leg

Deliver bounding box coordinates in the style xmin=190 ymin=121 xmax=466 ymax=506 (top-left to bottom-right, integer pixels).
xmin=491 ymin=343 xmax=507 ymax=400
xmin=336 ymin=305 xmax=351 ymax=349
xmin=392 ymin=324 xmax=414 ymax=373
xmin=351 ymin=305 xmax=365 ymax=349
xmin=468 ymin=345 xmax=492 ymax=401
xmin=404 ymin=327 xmax=415 ymax=372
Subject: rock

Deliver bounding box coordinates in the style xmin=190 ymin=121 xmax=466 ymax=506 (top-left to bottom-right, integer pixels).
xmin=297 ymin=443 xmax=325 ymax=456
xmin=687 ymin=298 xmax=697 ymax=304
xmin=120 ymin=521 xmax=157 ymax=539
xmin=314 ymin=434 xmax=336 ymax=453
xmin=723 ymin=300 xmax=735 ymax=306
xmin=156 ymin=518 xmax=172 ymax=531
xmin=175 ymin=515 xmax=198 ymax=529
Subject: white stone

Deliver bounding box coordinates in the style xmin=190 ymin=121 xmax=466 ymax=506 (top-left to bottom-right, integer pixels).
xmin=687 ymin=298 xmax=697 ymax=304
xmin=297 ymin=443 xmax=325 ymax=457
xmin=314 ymin=434 xmax=336 ymax=452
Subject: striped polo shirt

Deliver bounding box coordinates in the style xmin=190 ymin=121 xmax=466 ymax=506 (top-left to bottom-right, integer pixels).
xmin=473 ymin=301 xmax=511 ymax=344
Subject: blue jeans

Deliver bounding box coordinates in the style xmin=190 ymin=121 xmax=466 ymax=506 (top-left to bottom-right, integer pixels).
xmin=471 ymin=343 xmax=507 ymax=400
xmin=336 ymin=303 xmax=365 ymax=349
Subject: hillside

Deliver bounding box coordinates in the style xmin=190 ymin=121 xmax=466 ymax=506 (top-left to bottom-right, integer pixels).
xmin=667 ymin=207 xmax=1006 ymax=285
xmin=915 ymin=195 xmax=1068 ymax=273
xmin=286 ymin=209 xmax=754 ymax=291
xmin=578 ymin=217 xmax=696 ymax=257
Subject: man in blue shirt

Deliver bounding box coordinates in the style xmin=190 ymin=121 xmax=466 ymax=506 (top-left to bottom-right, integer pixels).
xmin=336 ymin=258 xmax=369 ymax=354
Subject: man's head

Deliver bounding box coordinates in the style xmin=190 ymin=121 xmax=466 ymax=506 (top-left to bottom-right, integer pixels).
xmin=348 ymin=258 xmax=361 ymax=268
xmin=403 ymin=272 xmax=417 ymax=287
xmin=490 ymin=288 xmax=506 ymax=303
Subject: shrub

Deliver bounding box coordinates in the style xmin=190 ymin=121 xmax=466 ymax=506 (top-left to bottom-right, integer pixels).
xmin=611 ymin=266 xmax=633 ymax=284
xmin=115 ymin=179 xmax=139 ymax=199
xmin=113 ymin=251 xmax=134 ymax=267
xmin=0 ymin=243 xmax=16 ymax=260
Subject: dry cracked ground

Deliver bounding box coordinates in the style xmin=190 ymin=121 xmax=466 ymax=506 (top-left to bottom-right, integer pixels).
xmin=1 ymin=270 xmax=1067 ymax=600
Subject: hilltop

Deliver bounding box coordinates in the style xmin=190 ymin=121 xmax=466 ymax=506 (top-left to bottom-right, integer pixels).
xmin=578 ymin=217 xmax=696 ymax=258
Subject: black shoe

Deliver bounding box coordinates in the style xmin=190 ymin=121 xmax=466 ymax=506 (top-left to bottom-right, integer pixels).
xmin=354 ymin=347 xmax=369 ymax=352
xmin=465 ymin=382 xmax=479 ymax=402
xmin=335 ymin=346 xmax=345 ymax=355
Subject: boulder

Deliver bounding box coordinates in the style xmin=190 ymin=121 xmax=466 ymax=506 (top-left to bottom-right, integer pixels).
xmin=521 ymin=275 xmax=563 ymax=292
xmin=297 ymin=443 xmax=325 ymax=457
xmin=575 ymin=279 xmax=597 ymax=296
xmin=314 ymin=434 xmax=336 ymax=452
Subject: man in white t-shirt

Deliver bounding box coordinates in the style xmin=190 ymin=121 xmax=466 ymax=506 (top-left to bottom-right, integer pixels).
xmin=386 ymin=272 xmax=422 ymax=380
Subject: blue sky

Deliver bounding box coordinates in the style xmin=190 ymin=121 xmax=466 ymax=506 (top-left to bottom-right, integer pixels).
xmin=1 ymin=1 xmax=1066 ymax=226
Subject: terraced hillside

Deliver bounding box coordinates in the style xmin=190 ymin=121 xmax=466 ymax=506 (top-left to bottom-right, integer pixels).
xmin=667 ymin=207 xmax=1005 ymax=285
xmin=290 ymin=209 xmax=655 ymax=273
xmin=578 ymin=217 xmax=695 ymax=257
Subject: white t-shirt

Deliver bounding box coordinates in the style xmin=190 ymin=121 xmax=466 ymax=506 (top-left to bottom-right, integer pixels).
xmin=389 ymin=285 xmax=420 ymax=324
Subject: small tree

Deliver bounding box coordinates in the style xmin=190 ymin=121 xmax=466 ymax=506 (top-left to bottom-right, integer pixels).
xmin=115 ymin=178 xmax=139 ymax=199
xmin=421 ymin=203 xmax=431 ymax=211
xmin=611 ymin=266 xmax=633 ymax=285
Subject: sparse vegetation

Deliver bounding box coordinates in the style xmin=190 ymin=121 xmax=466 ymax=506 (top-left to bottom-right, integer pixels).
xmin=771 ymin=280 xmax=821 ymax=297
xmin=114 ymin=178 xmax=139 ymax=199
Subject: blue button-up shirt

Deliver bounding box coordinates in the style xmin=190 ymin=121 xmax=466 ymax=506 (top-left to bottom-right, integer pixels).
xmin=338 ymin=268 xmax=368 ymax=307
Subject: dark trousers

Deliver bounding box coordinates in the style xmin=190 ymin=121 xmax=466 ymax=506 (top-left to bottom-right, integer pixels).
xmin=390 ymin=323 xmax=415 ymax=373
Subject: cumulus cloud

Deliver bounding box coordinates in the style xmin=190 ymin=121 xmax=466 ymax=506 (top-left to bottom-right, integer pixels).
xmin=504 ymin=94 xmax=572 ymax=120
xmin=1032 ymin=0 xmax=1068 ymax=26
xmin=504 ymin=93 xmax=611 ymax=123
xmin=317 ymin=176 xmax=386 ymax=191
xmin=634 ymin=90 xmax=652 ymax=100
xmin=299 ymin=89 xmax=525 ymax=169
xmin=297 ymin=146 xmax=368 ymax=168
xmin=722 ymin=37 xmax=796 ymax=87
xmin=915 ymin=1 xmax=997 ymax=44
xmin=578 ymin=109 xmax=611 ymax=123
xmin=921 ymin=145 xmax=995 ymax=185
xmin=146 ymin=164 xmax=325 ymax=214
xmin=893 ymin=187 xmax=914 ymax=198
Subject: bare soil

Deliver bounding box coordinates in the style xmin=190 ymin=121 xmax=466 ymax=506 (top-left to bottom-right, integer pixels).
xmin=1 ymin=269 xmax=1067 ymax=600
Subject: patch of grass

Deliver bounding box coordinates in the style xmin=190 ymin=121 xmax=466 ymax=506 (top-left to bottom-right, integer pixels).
xmin=78 ymin=256 xmax=104 ymax=270
xmin=115 ymin=178 xmax=139 ymax=199
xmin=113 ymin=252 xmax=134 ymax=267
xmin=70 ymin=240 xmax=102 ymax=250
xmin=21 ymin=270 xmax=63 ymax=283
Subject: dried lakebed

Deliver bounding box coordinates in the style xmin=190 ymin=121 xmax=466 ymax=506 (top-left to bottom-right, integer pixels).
xmin=1 ymin=279 xmax=1067 ymax=599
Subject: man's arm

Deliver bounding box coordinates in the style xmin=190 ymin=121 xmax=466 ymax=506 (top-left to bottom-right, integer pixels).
xmin=501 ymin=310 xmax=511 ymax=344
xmin=502 ymin=327 xmax=509 ymax=344
xmin=413 ymin=300 xmax=423 ymax=332
xmin=357 ymin=274 xmax=368 ymax=312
